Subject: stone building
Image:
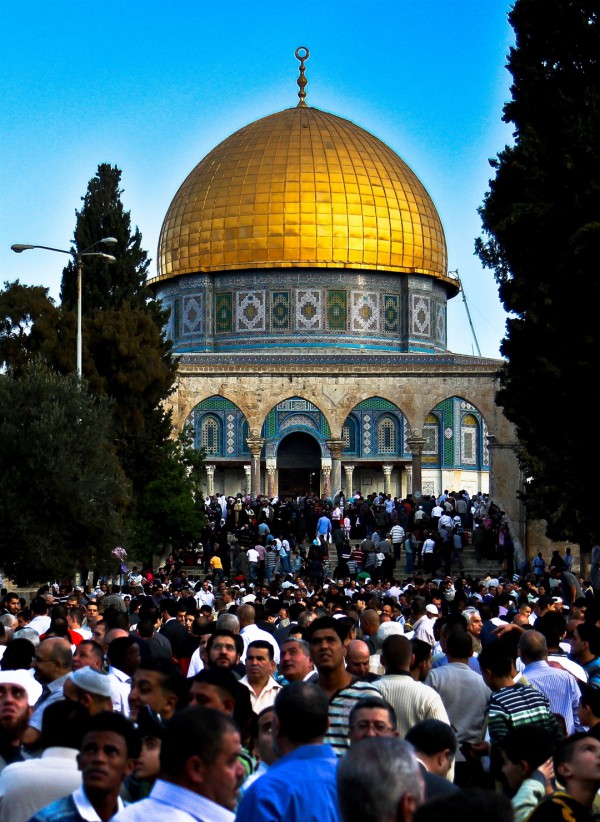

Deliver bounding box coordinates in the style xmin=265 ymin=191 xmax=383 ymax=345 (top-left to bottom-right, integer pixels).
xmin=150 ymin=49 xmax=520 ymax=522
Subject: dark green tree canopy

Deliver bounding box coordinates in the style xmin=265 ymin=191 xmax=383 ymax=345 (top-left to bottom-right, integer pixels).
xmin=60 ymin=164 xmax=152 ymax=313
xmin=477 ymin=0 xmax=600 ymax=544
xmin=0 ymin=364 xmax=130 ymax=584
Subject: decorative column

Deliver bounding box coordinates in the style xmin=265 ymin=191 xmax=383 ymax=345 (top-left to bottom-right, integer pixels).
xmin=243 ymin=464 xmax=251 ymax=495
xmin=205 ymin=464 xmax=216 ymax=497
xmin=405 ymin=465 xmax=413 ymax=496
xmin=326 ymin=439 xmax=345 ymax=500
xmin=266 ymin=461 xmax=277 ymax=499
xmin=322 ymin=465 xmax=331 ymax=498
xmin=344 ymin=464 xmax=355 ymax=497
xmin=246 ymin=437 xmax=264 ymax=498
xmin=382 ymin=464 xmax=393 ymax=496
xmin=406 ymin=432 xmax=427 ymax=499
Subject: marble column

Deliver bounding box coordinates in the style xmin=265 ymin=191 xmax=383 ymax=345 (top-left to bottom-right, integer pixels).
xmin=322 ymin=464 xmax=331 ymax=498
xmin=405 ymin=465 xmax=413 ymax=496
xmin=344 ymin=464 xmax=355 ymax=497
xmin=243 ymin=464 xmax=251 ymax=495
xmin=205 ymin=464 xmax=215 ymax=497
xmin=246 ymin=437 xmax=264 ymax=498
xmin=382 ymin=464 xmax=393 ymax=496
xmin=326 ymin=439 xmax=345 ymax=500
xmin=266 ymin=462 xmax=277 ymax=499
xmin=406 ymin=432 xmax=427 ymax=499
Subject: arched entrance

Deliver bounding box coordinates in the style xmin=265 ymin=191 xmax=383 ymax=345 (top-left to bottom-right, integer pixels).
xmin=277 ymin=432 xmax=322 ymax=496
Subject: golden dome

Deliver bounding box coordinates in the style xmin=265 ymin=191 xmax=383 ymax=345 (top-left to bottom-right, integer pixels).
xmin=154 ymin=106 xmax=450 ymax=286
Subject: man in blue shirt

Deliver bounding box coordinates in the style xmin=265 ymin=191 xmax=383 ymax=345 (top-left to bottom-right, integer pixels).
xmin=236 ymin=682 xmax=340 ymax=822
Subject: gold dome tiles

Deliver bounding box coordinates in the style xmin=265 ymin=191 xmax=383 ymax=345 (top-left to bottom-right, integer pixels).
xmin=154 ymin=107 xmax=450 ymax=287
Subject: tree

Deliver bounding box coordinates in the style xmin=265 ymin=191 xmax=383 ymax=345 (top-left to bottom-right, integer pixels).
xmin=0 ymin=363 xmax=130 ymax=585
xmin=0 ymin=281 xmax=72 ymax=374
xmin=60 ymin=164 xmax=152 ymax=313
xmin=59 ymin=164 xmax=178 ymax=501
xmin=128 ymin=426 xmax=206 ymax=565
xmin=476 ymin=1 xmax=600 ymax=545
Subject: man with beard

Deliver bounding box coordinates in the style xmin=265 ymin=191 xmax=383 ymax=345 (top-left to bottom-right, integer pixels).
xmin=0 ymin=671 xmax=42 ymax=772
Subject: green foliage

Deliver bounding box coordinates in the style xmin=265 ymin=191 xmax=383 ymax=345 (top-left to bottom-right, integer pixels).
xmin=477 ymin=0 xmax=600 ymax=545
xmin=60 ymin=164 xmax=151 ymax=313
xmin=2 ymin=163 xmax=182 ymax=578
xmin=0 ymin=281 xmax=73 ymax=374
xmin=0 ymin=363 xmax=130 ymax=585
xmin=128 ymin=427 xmax=205 ymax=564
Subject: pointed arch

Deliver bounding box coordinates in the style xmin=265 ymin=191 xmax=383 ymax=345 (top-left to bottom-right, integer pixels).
xmin=262 ymin=396 xmax=332 ymax=459
xmin=425 ymin=397 xmax=488 ymax=470
xmin=187 ymin=395 xmax=250 ymax=458
xmin=345 ymin=396 xmax=407 ymax=458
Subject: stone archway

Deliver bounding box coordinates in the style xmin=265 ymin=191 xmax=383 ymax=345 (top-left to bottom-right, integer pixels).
xmin=277 ymin=432 xmax=322 ymax=496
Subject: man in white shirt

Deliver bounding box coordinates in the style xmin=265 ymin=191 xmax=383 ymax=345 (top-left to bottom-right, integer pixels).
xmin=0 ymin=699 xmax=87 ymax=822
xmin=411 ymin=599 xmax=436 ymax=648
xmin=246 ymin=546 xmax=260 ymax=582
xmin=113 ymin=707 xmax=245 ymax=821
xmin=29 ymin=712 xmax=138 ymax=821
xmin=195 ymin=580 xmax=215 ymax=610
xmin=240 ymin=640 xmax=282 ymax=713
xmin=238 ymin=604 xmax=280 ymax=663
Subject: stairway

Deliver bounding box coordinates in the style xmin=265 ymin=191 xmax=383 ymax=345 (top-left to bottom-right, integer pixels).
xmin=326 ymin=542 xmax=505 ymax=582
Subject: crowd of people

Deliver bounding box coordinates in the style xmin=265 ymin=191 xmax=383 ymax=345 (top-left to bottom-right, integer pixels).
xmin=0 ymin=488 xmax=599 ymax=821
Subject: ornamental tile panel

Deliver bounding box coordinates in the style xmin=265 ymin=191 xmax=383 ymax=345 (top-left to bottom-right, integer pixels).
xmin=271 ymin=291 xmax=291 ymax=331
xmin=327 ymin=289 xmax=347 ymax=330
xmin=383 ymin=294 xmax=400 ymax=334
xmin=411 ymin=295 xmax=431 ymax=336
xmin=436 ymin=303 xmax=446 ymax=344
xmin=182 ymin=294 xmax=203 ymax=336
xmin=236 ymin=291 xmax=265 ymax=332
xmin=296 ymin=290 xmax=322 ymax=330
xmin=215 ymin=293 xmax=233 ymax=334
xmin=350 ymin=291 xmax=380 ymax=332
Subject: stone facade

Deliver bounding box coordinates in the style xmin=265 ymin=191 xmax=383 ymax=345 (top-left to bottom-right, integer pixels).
xmin=165 ymin=352 xmax=523 ymax=531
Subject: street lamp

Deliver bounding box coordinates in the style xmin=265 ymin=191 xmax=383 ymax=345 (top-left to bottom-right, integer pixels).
xmin=11 ymin=238 xmax=118 ymax=378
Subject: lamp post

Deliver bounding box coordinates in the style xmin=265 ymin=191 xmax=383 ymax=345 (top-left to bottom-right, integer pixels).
xmin=11 ymin=238 xmax=118 ymax=378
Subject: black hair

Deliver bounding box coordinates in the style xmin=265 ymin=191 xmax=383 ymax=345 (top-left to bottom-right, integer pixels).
xmin=348 ymin=696 xmax=397 ymax=730
xmin=445 ymin=629 xmax=473 ymax=659
xmin=478 ymin=641 xmax=513 ymax=677
xmin=206 ymin=629 xmax=244 ymax=658
xmin=42 ymin=700 xmax=89 ymax=750
xmin=1 ymin=638 xmax=35 ymax=670
xmin=499 ymin=726 xmax=555 ymax=770
xmin=405 ymin=719 xmax=457 ymax=756
xmin=247 ymin=639 xmax=274 ymax=661
xmin=274 ymin=682 xmax=329 ymax=743
xmin=82 ymin=711 xmax=141 ymax=759
xmin=160 ymin=707 xmax=238 ymax=776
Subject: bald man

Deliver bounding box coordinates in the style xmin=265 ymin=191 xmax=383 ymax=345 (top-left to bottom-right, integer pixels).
xmin=345 ymin=640 xmax=380 ymax=682
xmin=237 ymin=604 xmax=280 ymax=663
xmin=23 ymin=637 xmax=73 ymax=748
xmin=518 ymin=630 xmax=581 ymax=735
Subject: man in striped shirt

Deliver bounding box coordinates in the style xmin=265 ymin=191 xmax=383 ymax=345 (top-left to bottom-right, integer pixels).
xmin=476 ymin=641 xmax=563 ymax=777
xmin=307 ymin=617 xmax=380 ymax=756
xmin=518 ymin=630 xmax=581 ymax=735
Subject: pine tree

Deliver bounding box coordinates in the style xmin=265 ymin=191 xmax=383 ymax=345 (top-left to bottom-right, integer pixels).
xmin=60 ymin=164 xmax=151 ymax=312
xmin=477 ymin=0 xmax=600 ymax=545
xmin=58 ymin=163 xmax=178 ymax=501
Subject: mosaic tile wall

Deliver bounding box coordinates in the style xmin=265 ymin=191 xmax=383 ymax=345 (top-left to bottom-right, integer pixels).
xmin=155 ymin=270 xmax=451 ymax=353
xmin=342 ymin=397 xmax=409 ymax=459
xmin=187 ymin=396 xmax=250 ymax=458
xmin=185 ymin=392 xmax=489 ymax=472
xmin=420 ymin=399 xmax=487 ymax=470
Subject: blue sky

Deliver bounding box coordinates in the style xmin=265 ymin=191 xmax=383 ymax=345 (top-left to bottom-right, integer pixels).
xmin=1 ymin=1 xmax=515 ymax=357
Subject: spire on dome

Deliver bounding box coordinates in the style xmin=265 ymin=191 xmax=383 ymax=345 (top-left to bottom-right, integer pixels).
xmin=295 ymin=46 xmax=309 ymax=107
